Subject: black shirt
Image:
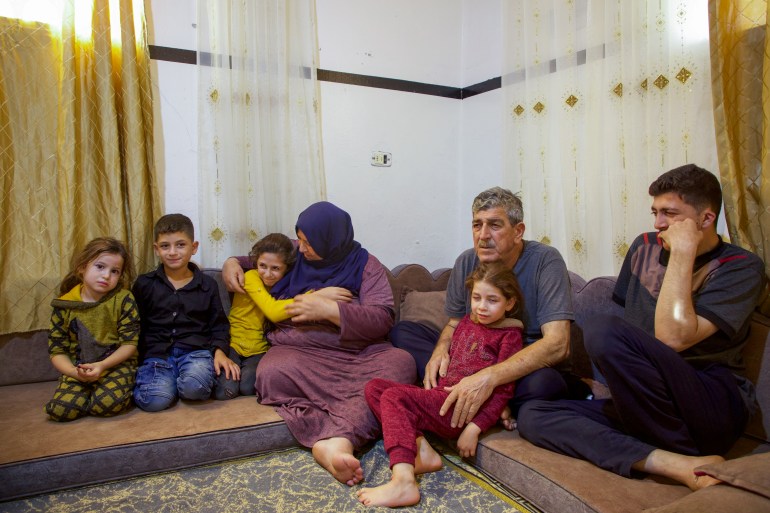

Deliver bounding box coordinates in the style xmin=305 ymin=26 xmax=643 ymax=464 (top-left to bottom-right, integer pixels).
xmin=132 ymin=263 xmax=230 ymax=360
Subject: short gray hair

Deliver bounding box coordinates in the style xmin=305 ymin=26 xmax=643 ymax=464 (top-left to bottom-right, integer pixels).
xmin=472 ymin=187 xmax=524 ymax=225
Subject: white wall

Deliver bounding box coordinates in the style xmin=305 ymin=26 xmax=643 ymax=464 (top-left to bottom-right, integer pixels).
xmin=459 ymin=0 xmax=504 ymax=245
xmin=317 ymin=0 xmax=464 ymax=271
xmin=147 ymin=0 xmax=199 ymax=247
xmin=148 ymin=0 xmax=504 ymax=271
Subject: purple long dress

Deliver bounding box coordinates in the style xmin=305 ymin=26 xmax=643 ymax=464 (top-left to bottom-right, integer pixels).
xmin=255 ymin=254 xmax=417 ymax=449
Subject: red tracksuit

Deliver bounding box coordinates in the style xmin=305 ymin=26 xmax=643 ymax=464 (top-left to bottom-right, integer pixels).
xmin=366 ymin=315 xmax=523 ymax=467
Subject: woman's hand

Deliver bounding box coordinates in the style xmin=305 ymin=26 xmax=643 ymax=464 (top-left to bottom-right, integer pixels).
xmin=222 ymin=257 xmax=246 ymax=294
xmin=286 ymin=294 xmax=341 ymax=325
xmin=312 ymin=287 xmax=353 ymax=303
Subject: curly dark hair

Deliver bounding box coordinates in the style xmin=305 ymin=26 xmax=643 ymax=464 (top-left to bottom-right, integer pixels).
xmin=648 ymin=164 xmax=722 ymax=220
xmin=248 ymin=233 xmax=296 ymax=269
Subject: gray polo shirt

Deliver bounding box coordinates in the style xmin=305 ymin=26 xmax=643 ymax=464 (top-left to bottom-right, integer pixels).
xmin=445 ymin=241 xmax=574 ymax=346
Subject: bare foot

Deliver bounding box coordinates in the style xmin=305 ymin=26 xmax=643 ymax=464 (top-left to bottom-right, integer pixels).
xmin=356 ymin=464 xmax=420 ymax=507
xmin=499 ymin=406 xmax=516 ymax=431
xmin=312 ymin=437 xmax=363 ymax=486
xmin=635 ymin=449 xmax=724 ymax=491
xmin=414 ymin=436 xmax=443 ymax=474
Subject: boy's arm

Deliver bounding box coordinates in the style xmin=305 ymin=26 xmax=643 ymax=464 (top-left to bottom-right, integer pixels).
xmin=208 ymin=282 xmax=238 ymax=379
xmin=207 ymin=280 xmax=231 ymax=355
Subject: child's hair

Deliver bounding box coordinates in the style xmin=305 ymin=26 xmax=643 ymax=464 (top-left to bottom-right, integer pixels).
xmin=465 ymin=262 xmax=525 ymax=319
xmin=153 ymin=213 xmax=195 ymax=242
xmin=248 ymin=233 xmax=296 ymax=269
xmin=59 ymin=237 xmax=134 ymax=295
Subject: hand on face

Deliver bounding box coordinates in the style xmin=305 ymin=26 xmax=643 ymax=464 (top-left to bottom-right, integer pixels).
xmin=651 ymin=191 xmax=713 ymax=255
xmin=657 ymin=218 xmax=702 ymax=255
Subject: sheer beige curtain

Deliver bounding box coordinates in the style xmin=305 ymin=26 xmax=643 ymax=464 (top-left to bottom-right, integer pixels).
xmin=709 ymin=0 xmax=770 ymax=313
xmin=0 ymin=0 xmax=160 ymax=334
xmin=503 ymin=1 xmax=717 ymax=279
xmin=197 ymin=0 xmax=326 ymax=266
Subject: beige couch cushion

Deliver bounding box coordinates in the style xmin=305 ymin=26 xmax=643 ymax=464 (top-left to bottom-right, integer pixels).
xmin=643 ymin=484 xmax=770 ymax=513
xmin=643 ymin=452 xmax=770 ymax=513
xmin=399 ymin=288 xmax=448 ymax=331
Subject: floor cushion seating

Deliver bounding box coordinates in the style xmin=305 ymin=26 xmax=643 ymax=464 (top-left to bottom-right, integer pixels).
xmin=1 ymin=264 xmax=768 ymax=512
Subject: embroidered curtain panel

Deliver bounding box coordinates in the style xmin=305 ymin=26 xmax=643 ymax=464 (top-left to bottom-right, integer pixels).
xmin=709 ymin=0 xmax=770 ymax=313
xmin=196 ymin=0 xmax=326 ymax=266
xmin=502 ymin=1 xmax=717 ymax=279
xmin=0 ymin=0 xmax=160 ymax=334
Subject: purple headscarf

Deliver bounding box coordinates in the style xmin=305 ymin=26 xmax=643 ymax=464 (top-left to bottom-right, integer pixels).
xmin=269 ymin=202 xmax=370 ymax=298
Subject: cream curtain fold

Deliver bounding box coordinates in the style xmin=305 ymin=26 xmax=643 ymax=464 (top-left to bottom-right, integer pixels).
xmin=0 ymin=1 xmax=160 ymax=334
xmin=503 ymin=1 xmax=718 ymax=279
xmin=709 ymin=0 xmax=770 ymax=313
xmin=196 ymin=0 xmax=326 ymax=266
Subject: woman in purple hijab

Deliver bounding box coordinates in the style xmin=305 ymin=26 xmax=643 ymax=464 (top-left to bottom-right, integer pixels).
xmin=223 ymin=202 xmax=417 ymax=486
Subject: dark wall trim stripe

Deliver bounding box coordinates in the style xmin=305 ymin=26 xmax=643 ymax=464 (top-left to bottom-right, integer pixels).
xmin=461 ymin=76 xmax=501 ymax=99
xmin=148 ymin=45 xmax=500 ymax=100
xmin=149 ymin=45 xmax=196 ymax=65
xmin=317 ymin=69 xmax=462 ymax=99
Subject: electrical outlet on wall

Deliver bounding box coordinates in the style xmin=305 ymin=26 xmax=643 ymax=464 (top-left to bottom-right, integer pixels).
xmin=371 ymin=151 xmax=392 ymax=167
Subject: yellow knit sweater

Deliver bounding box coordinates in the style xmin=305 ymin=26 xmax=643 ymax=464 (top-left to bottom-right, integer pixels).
xmin=228 ymin=270 xmax=293 ymax=357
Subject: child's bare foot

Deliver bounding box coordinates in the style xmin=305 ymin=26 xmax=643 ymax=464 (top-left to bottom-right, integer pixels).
xmin=635 ymin=450 xmax=724 ymax=491
xmin=356 ymin=464 xmax=420 ymax=507
xmin=499 ymin=406 xmax=516 ymax=430
xmin=312 ymin=437 xmax=363 ymax=486
xmin=414 ymin=436 xmax=443 ymax=474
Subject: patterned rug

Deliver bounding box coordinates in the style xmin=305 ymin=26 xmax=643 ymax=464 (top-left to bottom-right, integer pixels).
xmin=0 ymin=440 xmax=541 ymax=513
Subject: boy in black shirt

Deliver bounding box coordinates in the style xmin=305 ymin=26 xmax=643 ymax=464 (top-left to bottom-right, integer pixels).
xmin=133 ymin=214 xmax=236 ymax=411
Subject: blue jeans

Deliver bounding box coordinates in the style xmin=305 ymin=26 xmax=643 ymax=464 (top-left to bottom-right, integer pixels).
xmin=134 ymin=348 xmax=215 ymax=412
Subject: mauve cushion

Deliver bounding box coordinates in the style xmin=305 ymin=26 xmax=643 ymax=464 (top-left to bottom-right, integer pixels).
xmin=642 ymin=483 xmax=770 ymax=513
xmin=695 ymin=452 xmax=770 ymax=499
xmin=399 ymin=288 xmax=448 ymax=331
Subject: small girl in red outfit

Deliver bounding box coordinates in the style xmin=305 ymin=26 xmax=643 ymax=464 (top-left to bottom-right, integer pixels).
xmin=358 ymin=262 xmax=525 ymax=507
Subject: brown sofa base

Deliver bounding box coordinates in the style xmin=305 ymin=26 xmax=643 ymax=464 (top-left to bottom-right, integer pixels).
xmin=0 ymin=382 xmax=298 ymax=501
xmin=2 ymin=265 xmax=770 ymax=513
xmin=475 ymin=429 xmax=692 ymax=513
xmin=0 ymin=422 xmax=296 ymax=501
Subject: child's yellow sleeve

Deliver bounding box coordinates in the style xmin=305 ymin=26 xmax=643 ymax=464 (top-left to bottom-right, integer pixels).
xmin=243 ymin=271 xmax=294 ymax=322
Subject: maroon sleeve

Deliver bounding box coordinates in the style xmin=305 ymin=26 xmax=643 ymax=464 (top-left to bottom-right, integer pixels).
xmin=338 ymin=255 xmax=395 ymax=344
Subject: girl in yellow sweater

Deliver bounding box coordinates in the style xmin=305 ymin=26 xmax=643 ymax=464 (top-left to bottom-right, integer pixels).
xmin=216 ymin=233 xmax=350 ymax=399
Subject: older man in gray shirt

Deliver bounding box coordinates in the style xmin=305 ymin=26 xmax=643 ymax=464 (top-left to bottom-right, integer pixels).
xmin=390 ymin=186 xmax=581 ymax=429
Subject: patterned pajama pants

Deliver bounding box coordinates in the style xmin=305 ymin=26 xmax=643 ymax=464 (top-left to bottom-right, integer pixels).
xmin=45 ymin=362 xmax=136 ymax=421
xmin=365 ymin=378 xmax=465 ymax=468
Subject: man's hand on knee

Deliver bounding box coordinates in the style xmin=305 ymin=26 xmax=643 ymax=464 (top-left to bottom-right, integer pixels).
xmin=441 ymin=370 xmax=495 ymax=428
